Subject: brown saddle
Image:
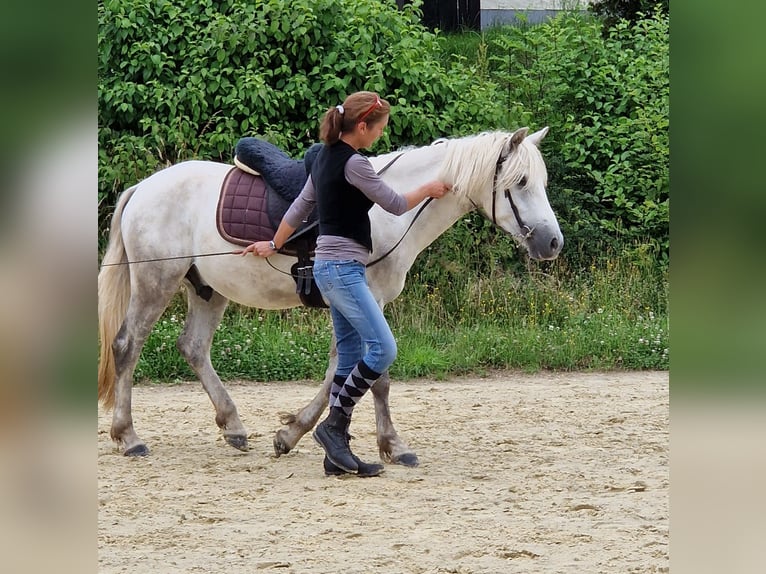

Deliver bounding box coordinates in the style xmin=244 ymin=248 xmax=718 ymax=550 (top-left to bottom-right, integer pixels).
xmin=215 ymin=166 xmax=326 ymax=308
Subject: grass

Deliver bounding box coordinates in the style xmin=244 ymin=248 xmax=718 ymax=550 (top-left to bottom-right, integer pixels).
xmin=136 ymin=305 xmax=332 ymax=383
xmin=134 ymin=244 xmax=668 ymax=383
xmin=388 ymin=244 xmax=668 ymax=378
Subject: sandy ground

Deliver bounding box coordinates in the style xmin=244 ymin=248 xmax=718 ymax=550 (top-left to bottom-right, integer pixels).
xmin=98 ymin=370 xmax=668 ymax=573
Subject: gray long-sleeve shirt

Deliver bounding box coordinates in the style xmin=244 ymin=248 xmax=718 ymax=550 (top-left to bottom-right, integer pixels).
xmin=283 ymin=153 xmax=407 ymax=264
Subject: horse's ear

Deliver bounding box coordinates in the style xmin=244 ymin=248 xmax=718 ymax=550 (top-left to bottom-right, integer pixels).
xmin=526 ymin=127 xmax=549 ymax=148
xmin=502 ymin=127 xmax=529 ymax=158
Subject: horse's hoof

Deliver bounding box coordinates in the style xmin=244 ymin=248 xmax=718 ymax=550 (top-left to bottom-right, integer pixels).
xmin=273 ymin=431 xmax=292 ymax=457
xmin=124 ymin=444 xmax=149 ymax=457
xmin=225 ymin=434 xmax=248 ymax=451
xmin=393 ymin=453 xmax=419 ymax=467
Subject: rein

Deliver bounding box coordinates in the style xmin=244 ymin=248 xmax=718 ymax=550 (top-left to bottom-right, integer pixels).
xmin=99 ymin=144 xmax=533 ymax=269
xmin=225 ymin=147 xmax=530 ymax=274
xmin=100 ymin=250 xmax=238 ymax=267
xmin=100 ymin=151 xmax=407 ymax=270
xmin=366 ymin=197 xmax=433 ymax=268
xmin=278 ymin=149 xmax=408 ymax=257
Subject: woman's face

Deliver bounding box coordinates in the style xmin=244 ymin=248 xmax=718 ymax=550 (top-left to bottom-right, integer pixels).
xmin=360 ymin=114 xmax=389 ymax=148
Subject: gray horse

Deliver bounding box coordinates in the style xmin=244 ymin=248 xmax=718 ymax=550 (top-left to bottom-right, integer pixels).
xmin=98 ymin=128 xmax=563 ymax=466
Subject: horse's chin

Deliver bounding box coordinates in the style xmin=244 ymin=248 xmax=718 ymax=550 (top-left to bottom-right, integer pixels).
xmin=531 ymin=251 xmax=560 ymax=262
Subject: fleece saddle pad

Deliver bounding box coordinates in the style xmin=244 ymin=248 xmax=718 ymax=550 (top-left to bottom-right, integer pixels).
xmin=234 ymin=137 xmax=323 ymax=203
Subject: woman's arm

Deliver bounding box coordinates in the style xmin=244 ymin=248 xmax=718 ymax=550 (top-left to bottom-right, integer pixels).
xmin=345 ymin=155 xmax=449 ymax=215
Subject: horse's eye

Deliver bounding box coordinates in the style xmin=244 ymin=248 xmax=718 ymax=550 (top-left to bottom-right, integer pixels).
xmin=519 ymin=176 xmax=527 ymax=188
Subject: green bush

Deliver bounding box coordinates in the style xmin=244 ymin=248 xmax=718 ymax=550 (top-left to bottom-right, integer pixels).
xmin=99 ymin=4 xmax=669 ymax=379
xmin=98 ymin=0 xmax=504 ymax=242
xmin=406 ymin=9 xmax=668 ymax=299
xmin=100 ymin=3 xmax=668 ymax=266
xmin=485 ymin=10 xmax=669 ymax=263
xmin=590 ymin=0 xmax=669 ymax=27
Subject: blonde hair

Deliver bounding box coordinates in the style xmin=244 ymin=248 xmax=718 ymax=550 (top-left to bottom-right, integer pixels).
xmin=319 ymin=91 xmax=390 ymax=144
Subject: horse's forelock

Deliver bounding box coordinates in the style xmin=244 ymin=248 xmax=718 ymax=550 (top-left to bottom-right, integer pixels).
xmin=496 ymin=137 xmax=548 ymax=191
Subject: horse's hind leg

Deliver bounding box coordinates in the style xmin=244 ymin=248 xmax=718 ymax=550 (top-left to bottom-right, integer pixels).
xmin=111 ymin=274 xmax=181 ymax=456
xmin=371 ymin=372 xmax=419 ymax=467
xmin=177 ymin=286 xmax=248 ymax=451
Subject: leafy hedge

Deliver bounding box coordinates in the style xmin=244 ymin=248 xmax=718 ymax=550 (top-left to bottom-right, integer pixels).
xmin=99 ymin=2 xmax=668 ymax=269
xmin=486 ymin=10 xmax=669 ymax=264
xmin=98 ymin=0 xmax=504 ymax=240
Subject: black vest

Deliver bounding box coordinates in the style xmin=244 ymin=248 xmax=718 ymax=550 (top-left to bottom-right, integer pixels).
xmin=312 ymin=140 xmax=374 ymax=252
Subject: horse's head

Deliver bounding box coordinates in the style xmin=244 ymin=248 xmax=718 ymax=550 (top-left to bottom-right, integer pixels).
xmin=458 ymin=128 xmax=563 ymax=261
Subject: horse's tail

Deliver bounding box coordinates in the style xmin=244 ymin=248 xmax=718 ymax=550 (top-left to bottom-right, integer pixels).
xmin=98 ymin=185 xmax=138 ymax=410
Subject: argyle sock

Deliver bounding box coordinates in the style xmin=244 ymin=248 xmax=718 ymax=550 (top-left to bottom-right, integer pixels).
xmin=331 ymin=360 xmax=381 ymax=416
xmin=329 ymin=374 xmax=346 ymax=405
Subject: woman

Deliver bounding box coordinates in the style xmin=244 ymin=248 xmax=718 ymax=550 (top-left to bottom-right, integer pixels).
xmin=241 ymin=91 xmax=450 ymax=476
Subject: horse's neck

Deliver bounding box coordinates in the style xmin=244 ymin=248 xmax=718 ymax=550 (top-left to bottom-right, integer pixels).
xmin=372 ymin=190 xmax=471 ymax=271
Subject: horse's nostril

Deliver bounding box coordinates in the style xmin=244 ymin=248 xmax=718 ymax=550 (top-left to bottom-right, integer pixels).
xmin=551 ymin=236 xmax=559 ymax=250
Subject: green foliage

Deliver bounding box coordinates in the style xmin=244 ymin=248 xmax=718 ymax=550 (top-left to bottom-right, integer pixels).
xmin=100 ymin=6 xmax=670 ymax=380
xmin=98 ymin=0 xmax=504 ymax=242
xmin=99 ymin=4 xmax=668 ymax=265
xmin=590 ymin=0 xmax=669 ymax=28
xmin=137 ymin=302 xmax=332 ymax=382
xmin=479 ymin=9 xmax=669 ymax=263
xmin=389 ymin=240 xmax=669 ymax=376
xmin=411 ymin=9 xmax=668 ymax=296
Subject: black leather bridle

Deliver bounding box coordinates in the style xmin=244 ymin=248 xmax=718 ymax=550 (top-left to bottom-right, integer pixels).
xmin=488 ymin=152 xmax=534 ymax=239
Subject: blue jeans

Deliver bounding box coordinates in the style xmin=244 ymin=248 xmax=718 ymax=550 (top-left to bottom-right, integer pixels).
xmin=312 ymin=259 xmax=396 ymax=377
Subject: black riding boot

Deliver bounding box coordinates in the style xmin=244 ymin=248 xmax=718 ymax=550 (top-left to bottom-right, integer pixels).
xmin=313 ymin=408 xmax=359 ymax=473
xmin=323 ymin=425 xmax=384 ymax=478
xmin=323 ymin=455 xmax=384 ymax=477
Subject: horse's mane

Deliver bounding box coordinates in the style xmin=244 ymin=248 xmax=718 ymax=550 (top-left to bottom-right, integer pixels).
xmin=436 ymin=131 xmax=547 ymax=197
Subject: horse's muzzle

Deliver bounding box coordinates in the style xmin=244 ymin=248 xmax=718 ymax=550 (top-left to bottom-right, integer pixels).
xmin=526 ymin=226 xmax=564 ymax=260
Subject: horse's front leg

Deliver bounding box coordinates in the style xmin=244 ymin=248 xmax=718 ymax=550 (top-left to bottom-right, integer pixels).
xmin=371 ymin=371 xmax=419 ymax=467
xmin=273 ymin=336 xmax=337 ymax=456
xmin=272 ymin=378 xmax=331 ymax=456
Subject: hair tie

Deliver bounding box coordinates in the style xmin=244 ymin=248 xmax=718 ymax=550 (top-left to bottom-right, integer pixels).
xmin=335 ymin=104 xmax=345 ymax=115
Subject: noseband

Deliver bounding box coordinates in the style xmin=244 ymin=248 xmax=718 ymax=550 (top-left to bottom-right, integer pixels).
xmin=489 ymin=152 xmax=534 ymax=239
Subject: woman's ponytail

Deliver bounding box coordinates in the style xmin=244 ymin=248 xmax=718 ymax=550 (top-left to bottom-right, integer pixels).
xmin=319 ymin=106 xmax=343 ymax=144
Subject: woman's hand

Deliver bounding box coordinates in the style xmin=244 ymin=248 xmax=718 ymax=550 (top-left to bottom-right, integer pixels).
xmin=404 ymin=180 xmax=453 ymax=211
xmin=236 ymin=241 xmax=277 ymax=257
xmin=425 ymin=180 xmax=452 ymax=199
